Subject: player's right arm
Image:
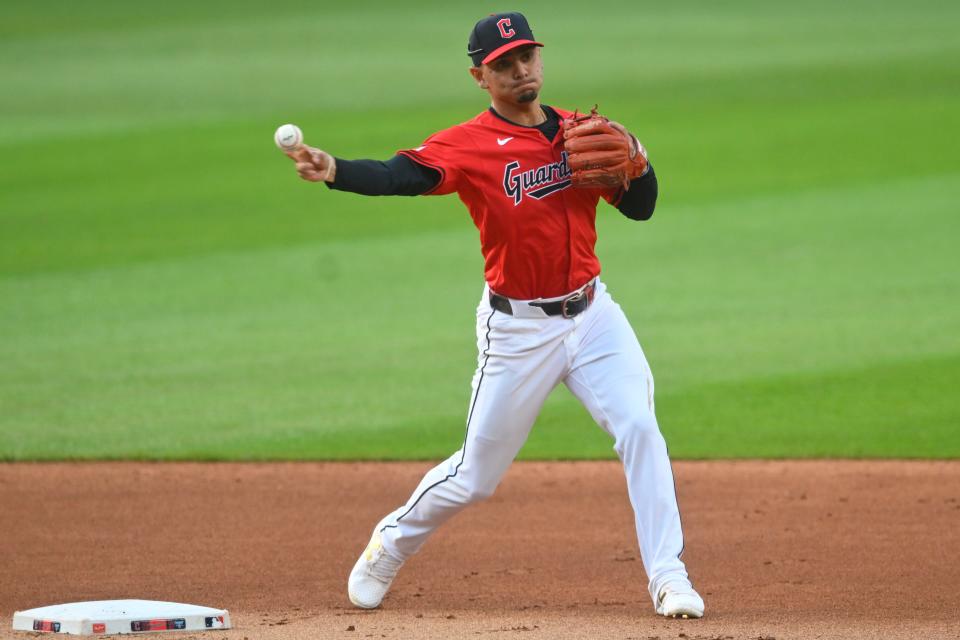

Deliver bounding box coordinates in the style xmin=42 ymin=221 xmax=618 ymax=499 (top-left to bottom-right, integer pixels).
xmin=332 ymin=156 xmax=441 ymax=196
xmin=288 ymin=146 xmax=440 ymax=196
xmin=286 ymin=126 xmax=467 ymax=197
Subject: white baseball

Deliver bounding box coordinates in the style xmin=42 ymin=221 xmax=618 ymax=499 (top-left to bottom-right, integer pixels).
xmin=274 ymin=123 xmax=303 ymax=152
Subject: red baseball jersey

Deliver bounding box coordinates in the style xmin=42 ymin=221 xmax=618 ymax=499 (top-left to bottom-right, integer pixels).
xmin=398 ymin=108 xmax=622 ymax=300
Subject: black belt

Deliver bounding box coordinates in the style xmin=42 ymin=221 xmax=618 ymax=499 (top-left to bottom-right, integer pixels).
xmin=489 ymin=282 xmax=596 ymax=318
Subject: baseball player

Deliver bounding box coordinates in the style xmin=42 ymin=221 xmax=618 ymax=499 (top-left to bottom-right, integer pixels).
xmin=285 ymin=12 xmax=704 ymax=619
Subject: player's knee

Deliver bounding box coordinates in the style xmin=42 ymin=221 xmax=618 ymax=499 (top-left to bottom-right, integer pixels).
xmin=615 ymin=411 xmax=661 ymax=449
xmin=466 ymin=482 xmax=498 ymax=502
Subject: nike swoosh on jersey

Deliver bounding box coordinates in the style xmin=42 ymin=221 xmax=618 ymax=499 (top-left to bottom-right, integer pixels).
xmin=497 ymin=137 xmax=514 ymax=146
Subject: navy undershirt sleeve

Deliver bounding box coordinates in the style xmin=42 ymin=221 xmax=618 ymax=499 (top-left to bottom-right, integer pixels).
xmin=327 ymin=154 xmax=440 ymax=196
xmin=615 ymin=164 xmax=658 ymax=221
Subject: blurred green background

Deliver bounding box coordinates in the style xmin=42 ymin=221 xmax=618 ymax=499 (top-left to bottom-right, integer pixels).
xmin=1 ymin=0 xmax=958 ymax=460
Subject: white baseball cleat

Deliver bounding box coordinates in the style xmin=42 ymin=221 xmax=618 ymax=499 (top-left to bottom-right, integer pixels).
xmin=656 ymin=580 xmax=705 ymax=619
xmin=348 ymin=531 xmax=404 ymax=609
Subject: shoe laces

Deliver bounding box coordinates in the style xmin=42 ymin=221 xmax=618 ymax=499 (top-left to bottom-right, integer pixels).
xmin=365 ymin=540 xmax=402 ymax=583
xmin=659 ymin=580 xmax=696 ymax=601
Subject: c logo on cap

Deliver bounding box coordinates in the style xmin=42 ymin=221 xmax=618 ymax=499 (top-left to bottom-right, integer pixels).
xmin=497 ymin=18 xmax=515 ymax=39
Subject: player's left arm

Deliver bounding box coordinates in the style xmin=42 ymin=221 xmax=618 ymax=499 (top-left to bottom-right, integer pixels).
xmin=614 ymin=163 xmax=658 ymax=221
xmin=603 ymin=120 xmax=657 ymax=221
xmin=564 ymin=112 xmax=657 ymax=220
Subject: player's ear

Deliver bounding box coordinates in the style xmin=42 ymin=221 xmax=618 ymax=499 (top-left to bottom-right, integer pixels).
xmin=468 ymin=66 xmax=487 ymax=89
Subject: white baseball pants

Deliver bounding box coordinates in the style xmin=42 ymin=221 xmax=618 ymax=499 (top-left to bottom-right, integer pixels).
xmin=375 ymin=279 xmax=690 ymax=604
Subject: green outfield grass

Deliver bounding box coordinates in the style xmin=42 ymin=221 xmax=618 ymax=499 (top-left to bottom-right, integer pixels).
xmin=1 ymin=0 xmax=958 ymax=460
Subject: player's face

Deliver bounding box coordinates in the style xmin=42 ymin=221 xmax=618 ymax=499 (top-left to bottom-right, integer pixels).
xmin=471 ymin=46 xmax=543 ymax=105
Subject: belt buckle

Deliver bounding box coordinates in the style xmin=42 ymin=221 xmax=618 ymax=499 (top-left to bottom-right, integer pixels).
xmin=561 ymin=290 xmax=585 ymax=318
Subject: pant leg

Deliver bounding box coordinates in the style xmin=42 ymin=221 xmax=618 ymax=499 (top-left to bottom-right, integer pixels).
xmin=562 ymin=284 xmax=690 ymax=603
xmin=378 ymin=294 xmax=569 ymax=560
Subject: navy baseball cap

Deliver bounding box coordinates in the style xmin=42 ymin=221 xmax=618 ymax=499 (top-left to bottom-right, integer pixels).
xmin=467 ymin=12 xmax=543 ymax=66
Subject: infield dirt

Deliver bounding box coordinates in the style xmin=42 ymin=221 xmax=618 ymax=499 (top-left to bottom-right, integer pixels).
xmin=1 ymin=461 xmax=957 ymax=639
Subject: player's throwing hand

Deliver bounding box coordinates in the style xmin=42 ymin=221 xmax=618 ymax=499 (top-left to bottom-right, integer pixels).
xmin=288 ymin=145 xmax=336 ymax=183
xmin=274 ymin=124 xmax=337 ymax=183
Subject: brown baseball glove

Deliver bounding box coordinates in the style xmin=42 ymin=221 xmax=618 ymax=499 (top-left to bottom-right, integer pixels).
xmin=562 ymin=107 xmax=648 ymax=190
